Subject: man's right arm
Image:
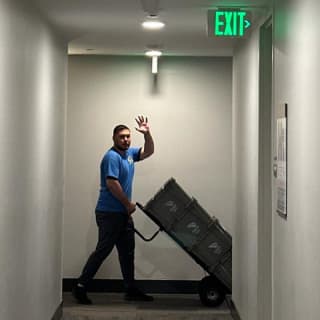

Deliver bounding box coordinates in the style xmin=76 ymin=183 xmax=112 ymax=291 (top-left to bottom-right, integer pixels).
xmin=106 ymin=178 xmax=136 ymax=214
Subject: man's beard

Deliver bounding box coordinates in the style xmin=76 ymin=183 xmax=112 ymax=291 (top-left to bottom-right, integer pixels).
xmin=115 ymin=143 xmax=129 ymax=151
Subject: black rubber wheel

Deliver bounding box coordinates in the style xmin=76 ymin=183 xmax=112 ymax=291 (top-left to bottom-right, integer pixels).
xmin=198 ymin=276 xmax=226 ymax=307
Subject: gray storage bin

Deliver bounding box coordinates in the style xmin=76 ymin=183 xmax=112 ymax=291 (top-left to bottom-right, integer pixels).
xmin=144 ymin=178 xmax=192 ymax=230
xmin=212 ymin=251 xmax=232 ymax=289
xmin=170 ymin=198 xmax=215 ymax=249
xmin=191 ymin=220 xmax=232 ymax=269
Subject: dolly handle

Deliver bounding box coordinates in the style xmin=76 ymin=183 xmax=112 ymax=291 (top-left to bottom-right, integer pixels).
xmin=136 ymin=202 xmax=145 ymax=210
xmin=134 ymin=227 xmax=162 ymax=242
xmin=134 ymin=202 xmax=163 ymax=241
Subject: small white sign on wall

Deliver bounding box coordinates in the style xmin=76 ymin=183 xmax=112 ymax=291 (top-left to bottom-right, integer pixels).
xmin=275 ymin=103 xmax=288 ymax=218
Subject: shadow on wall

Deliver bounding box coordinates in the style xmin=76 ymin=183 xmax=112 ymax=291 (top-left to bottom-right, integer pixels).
xmin=150 ymin=73 xmax=160 ymax=95
xmin=135 ymin=236 xmax=204 ymax=279
xmin=151 ymin=73 xmax=160 ymax=95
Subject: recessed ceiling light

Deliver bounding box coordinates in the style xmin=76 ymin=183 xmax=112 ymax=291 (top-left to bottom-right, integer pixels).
xmin=142 ymin=20 xmax=165 ymax=30
xmin=145 ymin=50 xmax=162 ymax=57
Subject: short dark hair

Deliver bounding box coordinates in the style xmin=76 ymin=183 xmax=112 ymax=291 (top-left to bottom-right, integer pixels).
xmin=113 ymin=124 xmax=130 ymax=136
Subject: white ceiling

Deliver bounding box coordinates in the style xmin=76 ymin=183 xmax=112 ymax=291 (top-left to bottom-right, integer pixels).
xmin=33 ymin=0 xmax=271 ymax=56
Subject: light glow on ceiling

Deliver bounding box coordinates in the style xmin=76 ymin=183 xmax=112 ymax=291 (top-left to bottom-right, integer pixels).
xmin=142 ymin=20 xmax=165 ymax=30
xmin=145 ymin=50 xmax=162 ymax=57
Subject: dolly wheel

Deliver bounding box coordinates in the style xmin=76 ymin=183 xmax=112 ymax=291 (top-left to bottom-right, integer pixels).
xmin=198 ymin=276 xmax=226 ymax=307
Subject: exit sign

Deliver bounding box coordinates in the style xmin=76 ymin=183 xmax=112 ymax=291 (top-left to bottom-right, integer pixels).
xmin=207 ymin=9 xmax=252 ymax=38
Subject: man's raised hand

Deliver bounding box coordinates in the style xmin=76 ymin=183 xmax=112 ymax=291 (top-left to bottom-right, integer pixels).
xmin=135 ymin=115 xmax=150 ymax=135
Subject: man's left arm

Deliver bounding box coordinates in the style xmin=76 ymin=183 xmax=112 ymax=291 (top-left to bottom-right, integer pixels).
xmin=140 ymin=131 xmax=154 ymax=160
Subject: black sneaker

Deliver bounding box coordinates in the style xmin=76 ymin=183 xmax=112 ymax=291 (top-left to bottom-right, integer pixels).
xmin=124 ymin=287 xmax=154 ymax=301
xmin=72 ymin=284 xmax=92 ymax=305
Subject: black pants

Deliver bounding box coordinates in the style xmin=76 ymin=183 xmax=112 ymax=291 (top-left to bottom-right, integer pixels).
xmin=78 ymin=211 xmax=135 ymax=290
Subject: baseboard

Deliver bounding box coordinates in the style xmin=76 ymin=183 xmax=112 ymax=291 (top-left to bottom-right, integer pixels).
xmin=51 ymin=301 xmax=63 ymax=320
xmin=63 ymin=278 xmax=199 ymax=294
xmin=225 ymin=297 xmax=242 ymax=320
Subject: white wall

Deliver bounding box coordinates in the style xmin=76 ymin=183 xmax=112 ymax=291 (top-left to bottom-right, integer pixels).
xmin=273 ymin=0 xmax=320 ymax=319
xmin=0 ymin=1 xmax=67 ymax=319
xmin=232 ymin=27 xmax=260 ymax=320
xmin=64 ymin=55 xmax=233 ymax=281
xmin=233 ymin=0 xmax=320 ymax=319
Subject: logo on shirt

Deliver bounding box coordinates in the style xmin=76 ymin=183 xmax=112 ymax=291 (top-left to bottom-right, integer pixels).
xmin=128 ymin=156 xmax=134 ymax=164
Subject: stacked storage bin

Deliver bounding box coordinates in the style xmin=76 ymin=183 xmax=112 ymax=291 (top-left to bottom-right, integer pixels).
xmin=141 ymin=178 xmax=232 ymax=295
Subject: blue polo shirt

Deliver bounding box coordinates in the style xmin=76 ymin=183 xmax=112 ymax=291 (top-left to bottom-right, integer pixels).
xmin=95 ymin=147 xmax=141 ymax=213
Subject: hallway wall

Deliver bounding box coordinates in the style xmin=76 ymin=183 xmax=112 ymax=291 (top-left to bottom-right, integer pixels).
xmin=273 ymin=0 xmax=320 ymax=319
xmin=0 ymin=1 xmax=67 ymax=319
xmin=233 ymin=0 xmax=320 ymax=319
xmin=232 ymin=26 xmax=260 ymax=320
xmin=64 ymin=55 xmax=233 ymax=281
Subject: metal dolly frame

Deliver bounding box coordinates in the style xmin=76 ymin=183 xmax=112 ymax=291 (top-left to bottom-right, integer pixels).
xmin=134 ymin=178 xmax=232 ymax=307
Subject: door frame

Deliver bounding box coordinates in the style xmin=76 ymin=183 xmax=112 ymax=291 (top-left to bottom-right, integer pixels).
xmin=257 ymin=16 xmax=273 ymax=320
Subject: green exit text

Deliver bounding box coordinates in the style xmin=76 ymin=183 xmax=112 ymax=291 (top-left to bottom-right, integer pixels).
xmin=214 ymin=11 xmax=251 ymax=37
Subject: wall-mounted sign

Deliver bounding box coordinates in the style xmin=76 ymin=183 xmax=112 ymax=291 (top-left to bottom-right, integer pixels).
xmin=274 ymin=103 xmax=288 ymax=218
xmin=207 ymin=9 xmax=252 ymax=38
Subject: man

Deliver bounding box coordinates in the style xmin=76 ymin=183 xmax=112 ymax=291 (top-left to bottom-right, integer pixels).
xmin=72 ymin=115 xmax=154 ymax=304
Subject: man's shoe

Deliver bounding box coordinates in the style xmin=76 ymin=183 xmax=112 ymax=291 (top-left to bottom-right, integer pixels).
xmin=72 ymin=284 xmax=92 ymax=305
xmin=124 ymin=287 xmax=154 ymax=301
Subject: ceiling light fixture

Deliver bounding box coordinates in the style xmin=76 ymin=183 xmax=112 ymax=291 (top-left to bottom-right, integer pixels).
xmin=145 ymin=50 xmax=162 ymax=74
xmin=145 ymin=50 xmax=162 ymax=57
xmin=142 ymin=19 xmax=165 ymax=30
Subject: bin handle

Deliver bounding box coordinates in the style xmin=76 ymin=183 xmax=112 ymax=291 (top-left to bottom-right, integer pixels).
xmin=134 ymin=227 xmax=162 ymax=242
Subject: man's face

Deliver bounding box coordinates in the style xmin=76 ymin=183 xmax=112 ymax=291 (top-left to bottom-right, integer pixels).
xmin=113 ymin=129 xmax=131 ymax=151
